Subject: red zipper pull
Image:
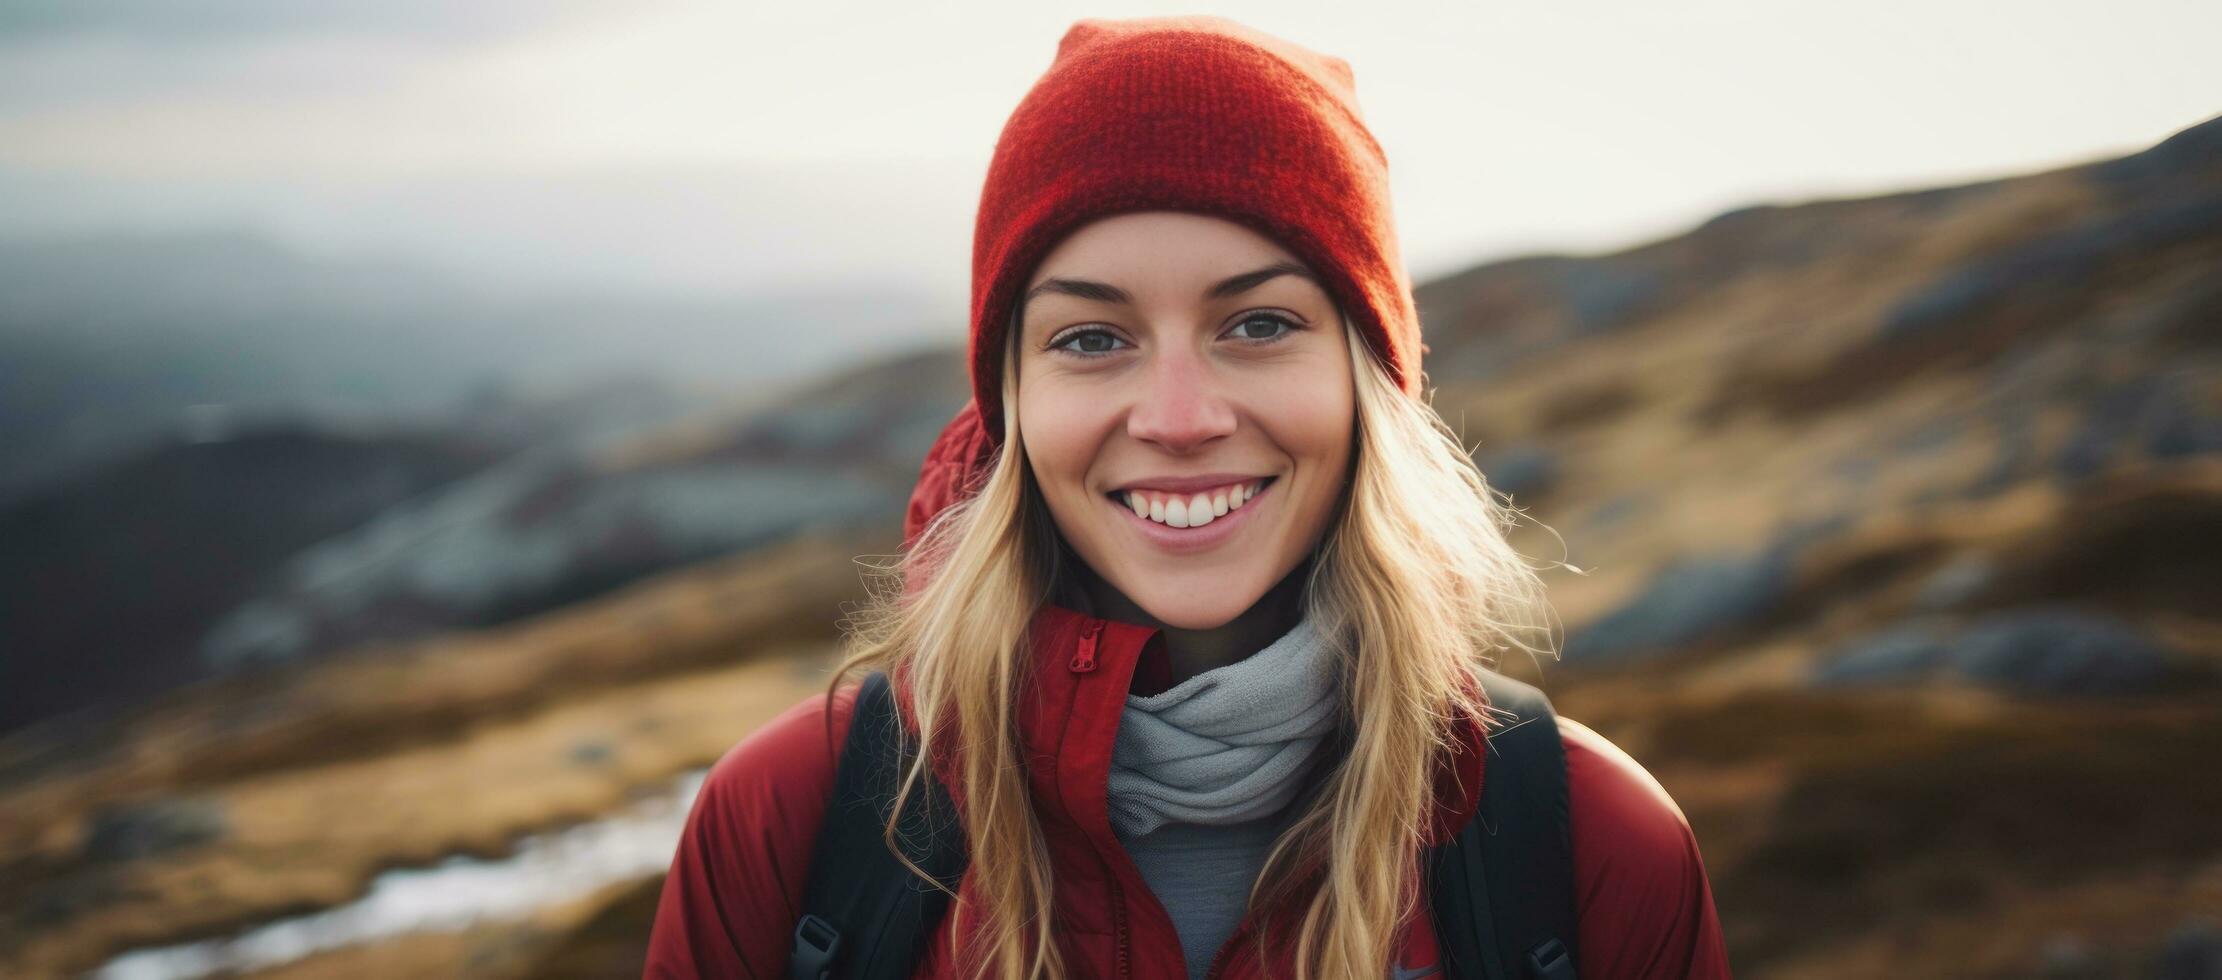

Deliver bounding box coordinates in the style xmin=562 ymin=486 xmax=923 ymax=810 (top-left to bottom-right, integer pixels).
xmin=1070 ymin=620 xmax=1103 ymax=673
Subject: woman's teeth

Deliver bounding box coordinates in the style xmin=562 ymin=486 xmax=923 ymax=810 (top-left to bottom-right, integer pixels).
xmin=1122 ymin=480 xmax=1264 ymax=528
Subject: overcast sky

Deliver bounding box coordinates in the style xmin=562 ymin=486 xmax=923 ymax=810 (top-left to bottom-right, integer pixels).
xmin=1 ymin=0 xmax=2215 ymax=305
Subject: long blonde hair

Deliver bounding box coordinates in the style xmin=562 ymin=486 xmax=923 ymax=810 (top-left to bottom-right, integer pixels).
xmin=826 ymin=312 xmax=1559 ymax=979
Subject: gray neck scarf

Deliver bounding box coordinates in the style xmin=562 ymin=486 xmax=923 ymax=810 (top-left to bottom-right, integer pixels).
xmin=1106 ymin=615 xmax=1342 ymax=838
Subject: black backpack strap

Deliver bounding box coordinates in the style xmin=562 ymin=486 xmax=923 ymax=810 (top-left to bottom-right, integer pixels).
xmin=789 ymin=671 xmax=968 ymax=980
xmin=1428 ymin=668 xmax=1578 ymax=980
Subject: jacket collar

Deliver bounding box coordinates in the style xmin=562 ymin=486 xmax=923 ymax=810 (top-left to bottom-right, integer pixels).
xmin=908 ymin=599 xmax=1488 ymax=849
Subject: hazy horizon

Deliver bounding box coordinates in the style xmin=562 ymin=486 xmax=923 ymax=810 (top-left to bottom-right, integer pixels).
xmin=3 ymin=0 xmax=2215 ymax=308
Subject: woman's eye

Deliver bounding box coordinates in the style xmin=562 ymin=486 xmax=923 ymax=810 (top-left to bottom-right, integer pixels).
xmin=1049 ymin=328 xmax=1128 ymax=357
xmin=1229 ymin=313 xmax=1298 ymax=342
xmin=1047 ymin=314 xmax=1300 ymax=358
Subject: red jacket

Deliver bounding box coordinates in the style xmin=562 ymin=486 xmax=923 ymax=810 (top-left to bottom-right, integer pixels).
xmin=645 ymin=602 xmax=1732 ymax=978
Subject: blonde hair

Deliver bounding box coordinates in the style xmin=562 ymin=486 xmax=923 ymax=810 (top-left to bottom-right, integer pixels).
xmin=826 ymin=312 xmax=1559 ymax=979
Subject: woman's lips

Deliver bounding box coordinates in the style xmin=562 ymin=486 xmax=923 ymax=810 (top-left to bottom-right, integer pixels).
xmin=1103 ymin=477 xmax=1275 ymax=554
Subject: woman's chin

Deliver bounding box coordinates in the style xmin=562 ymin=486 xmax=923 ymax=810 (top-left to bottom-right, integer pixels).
xmin=1120 ymin=580 xmax=1269 ymax=632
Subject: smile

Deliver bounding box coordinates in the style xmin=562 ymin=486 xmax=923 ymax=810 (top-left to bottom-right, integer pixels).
xmin=1101 ymin=477 xmax=1277 ymax=554
xmin=1107 ymin=477 xmax=1271 ymax=527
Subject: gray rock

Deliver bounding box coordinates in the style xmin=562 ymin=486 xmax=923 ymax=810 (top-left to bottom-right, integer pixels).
xmin=1563 ymin=551 xmax=1786 ymax=664
xmin=1552 ymin=259 xmax=1666 ymax=336
xmin=1476 ymin=445 xmax=1558 ymax=500
xmin=82 ymin=797 xmax=228 ymax=862
xmin=1566 ymin=514 xmax=1852 ymax=664
xmin=2143 ymin=371 xmax=2222 ymax=461
xmin=198 ymin=450 xmax=901 ymax=669
xmin=1811 ymin=621 xmax=1952 ymax=686
xmin=1810 ymin=607 xmax=2183 ymax=696
xmin=1912 ymin=553 xmax=1996 ymax=611
xmin=1881 ymin=193 xmax=2222 ymax=343
xmin=1951 ymin=608 xmax=2176 ymax=696
xmin=568 ymin=739 xmax=615 ymax=767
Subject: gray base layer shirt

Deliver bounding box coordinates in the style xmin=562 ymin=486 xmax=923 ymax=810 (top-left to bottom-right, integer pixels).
xmin=1117 ymin=808 xmax=1303 ymax=977
xmin=1107 ymin=614 xmax=1339 ymax=979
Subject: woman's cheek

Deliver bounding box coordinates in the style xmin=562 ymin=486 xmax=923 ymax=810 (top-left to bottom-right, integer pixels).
xmin=1021 ymin=387 xmax=1102 ymax=489
xmin=1248 ymin=361 xmax=1352 ymax=453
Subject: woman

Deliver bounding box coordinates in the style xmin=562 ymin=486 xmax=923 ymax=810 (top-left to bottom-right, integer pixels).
xmin=647 ymin=15 xmax=1730 ymax=980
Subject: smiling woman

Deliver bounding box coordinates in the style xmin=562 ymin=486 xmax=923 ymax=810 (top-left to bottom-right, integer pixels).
xmin=1016 ymin=213 xmax=1354 ymax=643
xmin=646 ymin=14 xmax=1731 ymax=980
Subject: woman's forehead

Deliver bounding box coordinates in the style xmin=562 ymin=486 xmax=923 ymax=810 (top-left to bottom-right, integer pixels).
xmin=1027 ymin=211 xmax=1310 ymax=287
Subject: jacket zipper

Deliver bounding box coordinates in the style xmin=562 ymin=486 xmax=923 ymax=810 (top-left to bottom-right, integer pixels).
xmin=1111 ymin=869 xmax=1132 ymax=978
xmin=1070 ymin=619 xmax=1103 ymax=673
xmin=1069 ymin=617 xmax=1124 ymax=975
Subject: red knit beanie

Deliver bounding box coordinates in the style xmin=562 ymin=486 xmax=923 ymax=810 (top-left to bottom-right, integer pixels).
xmin=904 ymin=15 xmax=1425 ymax=547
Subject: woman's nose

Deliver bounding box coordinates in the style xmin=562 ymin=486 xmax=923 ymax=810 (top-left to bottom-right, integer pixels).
xmin=1124 ymin=346 xmax=1237 ymax=453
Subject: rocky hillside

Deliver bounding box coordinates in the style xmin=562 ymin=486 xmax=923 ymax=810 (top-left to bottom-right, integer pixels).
xmin=1 ymin=113 xmax=2216 ymax=978
xmin=0 ymin=347 xmax=967 ymax=736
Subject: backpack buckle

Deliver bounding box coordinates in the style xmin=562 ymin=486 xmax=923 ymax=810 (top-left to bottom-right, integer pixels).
xmin=1525 ymin=937 xmax=1575 ymax=980
xmin=790 ymin=913 xmax=842 ymax=980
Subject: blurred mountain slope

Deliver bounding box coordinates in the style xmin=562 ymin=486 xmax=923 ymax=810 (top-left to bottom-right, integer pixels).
xmin=0 ymin=230 xmax=941 ymax=504
xmin=0 ymin=112 xmax=2217 ymax=979
xmin=0 ymin=524 xmax=885 ymax=978
xmin=0 ymin=424 xmax=504 ymax=732
xmin=0 ymin=346 xmax=965 ymax=735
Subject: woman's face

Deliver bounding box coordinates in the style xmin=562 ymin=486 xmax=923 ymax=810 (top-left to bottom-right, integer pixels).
xmin=1015 ymin=211 xmax=1354 ymax=631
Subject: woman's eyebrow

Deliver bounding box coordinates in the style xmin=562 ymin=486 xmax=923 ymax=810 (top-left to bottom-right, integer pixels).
xmin=1022 ymin=261 xmax=1317 ymax=306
